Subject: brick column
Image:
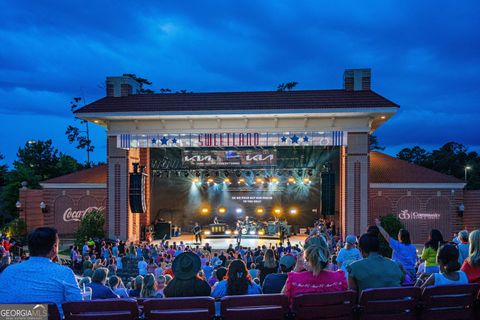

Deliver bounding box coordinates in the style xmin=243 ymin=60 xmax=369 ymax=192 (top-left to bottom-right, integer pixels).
xmin=342 ymin=132 xmax=369 ymax=237
xmin=107 ymin=136 xmax=129 ymax=240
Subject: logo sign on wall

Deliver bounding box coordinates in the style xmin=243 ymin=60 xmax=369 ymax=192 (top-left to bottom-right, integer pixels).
xmin=398 ymin=209 xmax=440 ymax=220
xmin=118 ymin=131 xmax=346 ymax=149
xmin=63 ymin=206 xmax=105 ymax=223
xmin=183 ymin=150 xmax=277 ymax=167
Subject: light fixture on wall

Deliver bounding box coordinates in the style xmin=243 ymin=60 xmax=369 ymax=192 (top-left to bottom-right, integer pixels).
xmin=40 ymin=201 xmax=49 ymax=214
xmin=15 ymin=201 xmax=23 ymax=211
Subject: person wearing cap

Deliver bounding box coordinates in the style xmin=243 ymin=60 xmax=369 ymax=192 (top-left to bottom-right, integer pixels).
xmin=262 ymin=254 xmax=296 ymax=294
xmin=375 ymin=219 xmax=417 ymax=281
xmin=164 ymin=252 xmax=211 ymax=297
xmin=336 ymin=235 xmax=362 ymax=279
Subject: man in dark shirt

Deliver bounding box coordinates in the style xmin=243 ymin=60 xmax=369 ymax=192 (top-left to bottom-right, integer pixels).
xmin=262 ymin=255 xmax=296 ymax=294
xmin=218 ymin=251 xmax=227 ymax=267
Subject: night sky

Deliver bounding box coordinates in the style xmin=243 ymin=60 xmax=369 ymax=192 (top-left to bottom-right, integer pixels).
xmin=1 ymin=1 xmax=479 ymax=166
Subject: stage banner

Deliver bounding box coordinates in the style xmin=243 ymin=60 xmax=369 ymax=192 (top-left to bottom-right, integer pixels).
xmin=118 ymin=131 xmax=347 ymax=149
xmin=182 ymin=150 xmax=276 ymax=167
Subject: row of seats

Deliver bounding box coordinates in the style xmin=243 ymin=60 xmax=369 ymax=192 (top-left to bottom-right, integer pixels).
xmin=10 ymin=283 xmax=480 ymax=320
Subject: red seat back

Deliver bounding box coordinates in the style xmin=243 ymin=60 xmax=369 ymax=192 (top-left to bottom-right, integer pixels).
xmin=292 ymin=290 xmax=356 ymax=320
xmin=421 ymin=284 xmax=479 ymax=320
xmin=220 ymin=294 xmax=289 ymax=320
xmin=62 ymin=299 xmax=139 ymax=320
xmin=358 ymin=287 xmax=421 ymax=320
xmin=143 ymin=297 xmax=215 ymax=320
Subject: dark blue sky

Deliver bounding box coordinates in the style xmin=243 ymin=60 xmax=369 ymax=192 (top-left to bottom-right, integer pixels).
xmin=1 ymin=1 xmax=479 ymax=166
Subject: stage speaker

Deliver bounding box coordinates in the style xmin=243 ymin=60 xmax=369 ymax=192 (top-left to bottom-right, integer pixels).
xmin=154 ymin=222 xmax=171 ymax=240
xmin=129 ymin=170 xmax=146 ymax=213
xmin=321 ymin=172 xmax=336 ymax=216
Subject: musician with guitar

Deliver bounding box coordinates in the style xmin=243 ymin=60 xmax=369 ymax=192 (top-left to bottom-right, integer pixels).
xmin=193 ymin=222 xmax=202 ymax=244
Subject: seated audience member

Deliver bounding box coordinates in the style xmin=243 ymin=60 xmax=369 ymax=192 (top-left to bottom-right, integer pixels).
xmin=461 ymin=229 xmax=480 ymax=283
xmin=163 ymin=252 xmax=211 ymax=297
xmin=87 ymin=268 xmax=120 ymax=299
xmin=141 ymin=274 xmax=158 ymax=298
xmin=457 ymin=230 xmax=470 ymax=265
xmin=109 ymin=275 xmax=129 ymax=298
xmin=262 ymin=255 xmax=296 ymax=294
xmin=211 ymin=259 xmax=262 ymax=298
xmin=375 ymin=219 xmax=417 ymax=281
xmin=128 ymin=275 xmax=144 ymax=298
xmin=156 ymin=275 xmax=167 ymax=297
xmin=0 ymin=227 xmax=81 ymax=317
xmin=258 ymin=249 xmax=279 ymax=285
xmin=284 ymin=236 xmax=347 ymax=305
xmin=210 ymin=267 xmax=227 ymax=287
xmin=419 ymin=243 xmax=468 ymax=287
xmin=336 ymin=235 xmax=362 ymax=279
xmin=421 ymin=229 xmax=444 ymax=274
xmin=348 ymin=233 xmax=404 ymax=293
xmin=203 ymin=261 xmax=213 ymax=280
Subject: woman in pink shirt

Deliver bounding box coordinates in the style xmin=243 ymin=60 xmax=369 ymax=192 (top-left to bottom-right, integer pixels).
xmin=283 ymin=235 xmax=347 ymax=305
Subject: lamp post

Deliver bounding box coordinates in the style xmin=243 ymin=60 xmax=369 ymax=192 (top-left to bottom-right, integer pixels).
xmin=464 ymin=166 xmax=471 ymax=182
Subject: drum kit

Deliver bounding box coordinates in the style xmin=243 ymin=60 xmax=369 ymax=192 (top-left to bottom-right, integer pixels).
xmin=236 ymin=218 xmax=291 ymax=236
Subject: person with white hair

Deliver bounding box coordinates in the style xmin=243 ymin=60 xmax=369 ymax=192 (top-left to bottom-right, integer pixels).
xmin=461 ymin=229 xmax=480 ymax=283
xmin=457 ymin=230 xmax=469 ymax=265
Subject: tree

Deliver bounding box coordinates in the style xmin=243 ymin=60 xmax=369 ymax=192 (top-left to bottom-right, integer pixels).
xmin=74 ymin=209 xmax=105 ymax=246
xmin=14 ymin=140 xmax=59 ymax=181
xmin=66 ymin=97 xmax=94 ymax=166
xmin=396 ymin=146 xmax=429 ymax=165
xmin=369 ymin=134 xmax=386 ymax=151
xmin=122 ymin=73 xmax=154 ymax=94
xmin=378 ymin=214 xmax=404 ymax=257
xmin=0 ymin=153 xmax=7 ymax=186
xmin=277 ymin=82 xmax=299 ymax=92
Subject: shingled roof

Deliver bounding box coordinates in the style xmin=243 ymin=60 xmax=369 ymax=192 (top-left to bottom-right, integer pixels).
xmin=370 ymin=152 xmax=462 ymax=184
xmin=41 ymin=165 xmax=107 ymax=184
xmin=75 ymin=89 xmax=399 ymax=114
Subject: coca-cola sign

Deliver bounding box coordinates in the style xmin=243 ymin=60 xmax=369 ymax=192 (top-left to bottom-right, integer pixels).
xmin=63 ymin=206 xmax=105 ymax=222
xmin=398 ymin=209 xmax=440 ymax=220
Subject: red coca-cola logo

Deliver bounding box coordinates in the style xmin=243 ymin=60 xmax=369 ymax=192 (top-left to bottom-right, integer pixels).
xmin=63 ymin=206 xmax=105 ymax=222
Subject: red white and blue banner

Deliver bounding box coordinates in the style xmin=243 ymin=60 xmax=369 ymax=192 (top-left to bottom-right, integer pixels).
xmin=118 ymin=131 xmax=346 ymax=148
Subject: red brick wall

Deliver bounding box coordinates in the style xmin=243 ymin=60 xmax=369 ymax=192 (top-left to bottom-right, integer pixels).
xmin=19 ymin=189 xmax=44 ymax=232
xmin=464 ymin=190 xmax=480 ymax=231
xmin=369 ymin=188 xmax=464 ymax=244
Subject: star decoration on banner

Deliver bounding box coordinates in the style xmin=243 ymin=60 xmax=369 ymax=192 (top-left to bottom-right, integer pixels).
xmin=151 ymin=138 xmax=157 ymax=144
xmin=281 ymin=136 xmax=287 ymax=142
xmin=303 ymin=135 xmax=309 ymax=142
xmin=172 ymin=138 xmax=178 ymax=144
xmin=160 ymin=136 xmax=169 ymax=145
xmin=291 ymin=135 xmax=299 ymax=144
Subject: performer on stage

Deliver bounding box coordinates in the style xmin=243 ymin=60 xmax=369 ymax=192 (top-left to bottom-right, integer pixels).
xmin=193 ymin=222 xmax=202 ymax=243
xmin=213 ymin=216 xmax=219 ymax=224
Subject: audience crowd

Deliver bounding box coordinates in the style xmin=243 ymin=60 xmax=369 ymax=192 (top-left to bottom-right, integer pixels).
xmin=1 ymin=219 xmax=480 ymax=317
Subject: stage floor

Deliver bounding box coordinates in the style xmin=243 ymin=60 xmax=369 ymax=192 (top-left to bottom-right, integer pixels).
xmin=152 ymin=234 xmax=307 ymax=250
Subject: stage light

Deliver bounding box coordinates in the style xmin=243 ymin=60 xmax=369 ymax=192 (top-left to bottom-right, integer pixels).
xmin=274 ymin=208 xmax=282 ymax=215
xmin=192 ymin=177 xmax=200 ymax=184
xmin=195 ymin=171 xmax=201 ymax=177
xmin=287 ymin=177 xmax=296 ymax=184
xmin=236 ymin=208 xmax=243 ymax=214
xmin=307 ymin=169 xmax=313 ymax=176
xmin=290 ymin=208 xmax=298 ymax=215
xmin=234 ymin=230 xmax=239 ymax=235
xmin=270 ymin=177 xmax=279 ymax=184
xmin=204 ymin=230 xmax=211 ymax=235
xmin=249 ymin=230 xmax=256 ymax=235
xmin=201 ymin=208 xmax=209 ymax=214
xmin=207 ymin=177 xmax=214 ymax=184
xmin=184 ymin=171 xmax=190 ymax=177
xmin=223 ymin=178 xmax=231 ymax=184
xmin=256 ymin=207 xmax=265 ymax=215
xmin=225 ymin=230 xmax=232 ymax=235
xmin=224 ymin=170 xmax=230 ymax=177
xmin=256 ymin=177 xmax=264 ymax=184
xmin=239 ymin=178 xmax=246 ymax=184
xmin=218 ymin=207 xmax=226 ymax=214
xmin=303 ymin=177 xmax=311 ymax=185
xmin=258 ymin=230 xmax=265 ymax=236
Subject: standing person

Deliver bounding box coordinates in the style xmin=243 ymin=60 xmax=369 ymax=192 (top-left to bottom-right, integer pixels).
xmin=147 ymin=258 xmax=157 ymax=274
xmin=461 ymin=229 xmax=480 ymax=283
xmin=211 ymin=259 xmax=262 ymax=298
xmin=258 ymin=249 xmax=279 ymax=285
xmin=203 ymin=261 xmax=213 ymax=281
xmin=457 ymin=230 xmax=470 ymax=266
xmin=418 ymin=244 xmax=468 ymax=287
xmin=164 ymin=252 xmax=211 ymax=297
xmin=283 ymin=236 xmax=347 ymax=306
xmin=138 ymin=257 xmax=148 ymax=276
xmin=421 ymin=229 xmax=444 ymax=274
xmin=0 ymin=227 xmax=81 ymax=318
xmin=336 ymin=235 xmax=362 ymax=279
xmin=348 ymin=233 xmax=404 ymax=293
xmin=193 ymin=223 xmax=202 ymax=244
xmin=375 ymin=219 xmax=417 ymax=282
